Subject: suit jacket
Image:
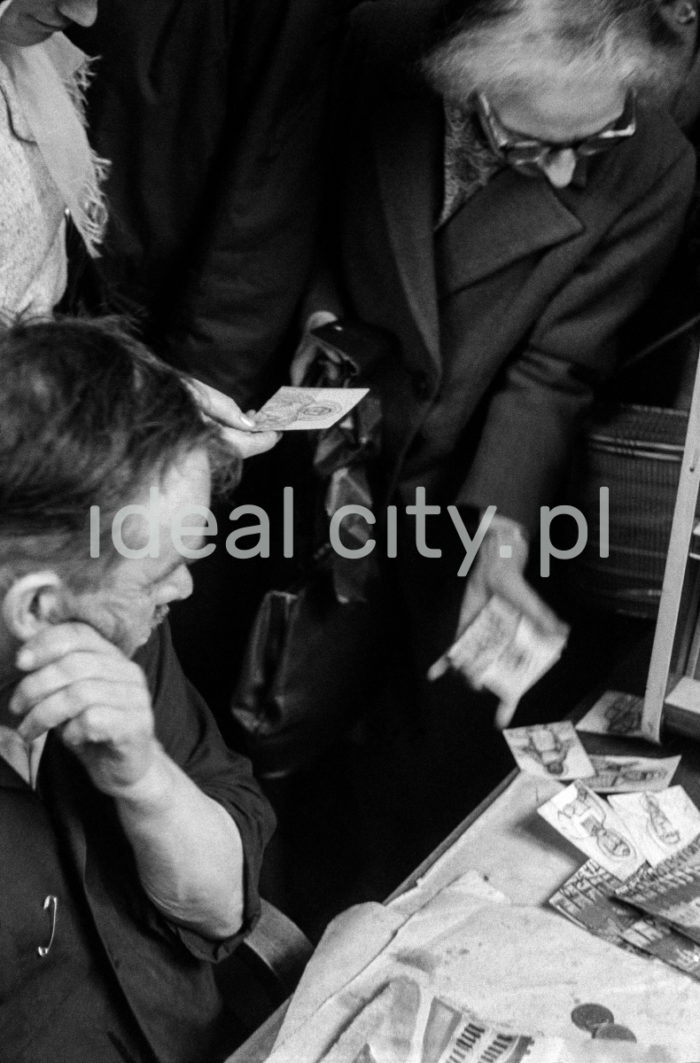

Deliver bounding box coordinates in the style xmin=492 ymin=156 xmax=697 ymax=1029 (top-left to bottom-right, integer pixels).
xmin=334 ymin=1 xmax=697 ymax=532
xmin=72 ymin=1 xmax=356 ymax=407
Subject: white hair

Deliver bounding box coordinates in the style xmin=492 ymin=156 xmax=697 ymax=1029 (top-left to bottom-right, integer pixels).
xmin=423 ymin=0 xmax=686 ymax=106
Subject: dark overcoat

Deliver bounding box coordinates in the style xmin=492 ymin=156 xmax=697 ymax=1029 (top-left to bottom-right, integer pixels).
xmin=334 ymin=1 xmax=697 ymax=532
xmin=73 ymin=1 xmax=356 ymax=407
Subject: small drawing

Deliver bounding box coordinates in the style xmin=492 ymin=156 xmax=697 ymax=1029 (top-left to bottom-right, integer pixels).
xmin=558 ymin=783 xmax=636 ymax=862
xmin=604 ymin=695 xmax=643 ymax=735
xmin=295 ymin=401 xmax=342 ymax=420
xmin=641 ymin=793 xmax=682 ymax=849
xmin=514 ymin=726 xmax=572 ymax=776
xmin=592 ymin=759 xmax=667 ymax=789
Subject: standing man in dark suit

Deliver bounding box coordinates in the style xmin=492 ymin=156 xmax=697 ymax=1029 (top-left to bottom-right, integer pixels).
xmin=73 ymin=0 xmax=351 ymax=409
xmin=307 ymin=0 xmax=696 ymax=724
xmin=70 ymin=1 xmax=356 ymax=721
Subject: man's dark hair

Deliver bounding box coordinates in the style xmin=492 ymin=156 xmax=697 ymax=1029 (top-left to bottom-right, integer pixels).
xmin=0 ymin=317 xmax=240 ymax=584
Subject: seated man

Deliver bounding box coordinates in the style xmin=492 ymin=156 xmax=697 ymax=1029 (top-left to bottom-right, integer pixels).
xmin=0 ymin=317 xmax=275 ymax=1063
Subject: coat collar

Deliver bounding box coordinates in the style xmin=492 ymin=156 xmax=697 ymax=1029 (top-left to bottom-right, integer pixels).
xmin=372 ymin=87 xmax=585 ymax=363
xmin=439 ymin=165 xmax=584 ymax=291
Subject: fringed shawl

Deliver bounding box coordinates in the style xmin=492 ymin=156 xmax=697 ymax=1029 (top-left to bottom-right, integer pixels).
xmin=0 ymin=1 xmax=107 ymax=256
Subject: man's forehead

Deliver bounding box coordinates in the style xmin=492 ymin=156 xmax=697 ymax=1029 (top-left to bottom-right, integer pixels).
xmin=491 ymin=73 xmax=626 ymax=142
xmin=151 ymin=448 xmax=213 ymax=513
xmin=112 ymin=449 xmax=213 ymax=555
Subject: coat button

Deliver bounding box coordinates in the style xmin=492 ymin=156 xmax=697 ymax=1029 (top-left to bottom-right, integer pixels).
xmin=412 ymin=371 xmax=432 ymax=401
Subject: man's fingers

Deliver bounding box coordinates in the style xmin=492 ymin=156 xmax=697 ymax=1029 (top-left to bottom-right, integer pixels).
xmin=16 ymin=622 xmax=119 ymax=671
xmin=12 ymin=660 xmax=142 ymax=717
xmin=495 ymin=575 xmax=566 ymax=638
xmin=189 ymin=379 xmax=280 ymax=454
xmin=189 ymin=380 xmax=282 ymax=456
xmin=10 ymin=653 xmax=135 ymax=716
xmin=494 ymin=699 xmax=520 ymax=730
xmin=218 ymin=424 xmax=280 ymax=458
xmin=488 ymin=561 xmax=566 ymax=637
xmin=17 ymin=679 xmax=145 ymax=742
xmin=59 ymin=705 xmax=151 ymax=750
xmin=427 ymin=654 xmax=450 ymax=681
xmin=188 ymin=378 xmax=255 ymax=430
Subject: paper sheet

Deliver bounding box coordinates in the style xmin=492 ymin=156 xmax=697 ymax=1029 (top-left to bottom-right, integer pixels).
xmin=269 ymin=872 xmax=700 ymax=1062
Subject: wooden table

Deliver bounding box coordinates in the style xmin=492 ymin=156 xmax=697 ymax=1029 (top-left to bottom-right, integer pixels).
xmin=227 ymin=636 xmax=700 ymax=1062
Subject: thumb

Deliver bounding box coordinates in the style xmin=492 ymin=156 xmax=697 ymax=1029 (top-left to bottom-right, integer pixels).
xmin=494 ymin=698 xmax=520 ymax=730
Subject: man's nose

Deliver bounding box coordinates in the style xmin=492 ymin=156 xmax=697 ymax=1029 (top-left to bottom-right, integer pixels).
xmin=56 ymin=0 xmax=98 ymax=27
xmin=539 ymin=148 xmax=577 ymax=189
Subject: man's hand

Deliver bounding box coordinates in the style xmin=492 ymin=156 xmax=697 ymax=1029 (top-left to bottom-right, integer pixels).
xmin=10 ymin=623 xmax=158 ymax=795
xmin=429 ymin=516 xmax=568 ymax=729
xmin=188 ymin=378 xmax=280 ymax=459
xmin=11 ymin=622 xmax=245 ymax=936
xmin=457 ymin=515 xmax=564 ymax=639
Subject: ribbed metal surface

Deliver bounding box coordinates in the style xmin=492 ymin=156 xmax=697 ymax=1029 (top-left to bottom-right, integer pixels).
xmin=568 ymin=405 xmax=691 ymax=617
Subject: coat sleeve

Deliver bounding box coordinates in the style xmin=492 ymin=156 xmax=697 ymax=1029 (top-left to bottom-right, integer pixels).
xmin=457 ymin=140 xmax=697 ymax=534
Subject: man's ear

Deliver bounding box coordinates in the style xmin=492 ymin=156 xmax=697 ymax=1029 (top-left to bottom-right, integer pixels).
xmin=1 ymin=572 xmax=65 ymax=642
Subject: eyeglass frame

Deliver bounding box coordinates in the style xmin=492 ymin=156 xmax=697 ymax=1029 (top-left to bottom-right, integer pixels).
xmin=472 ymin=89 xmax=638 ymax=172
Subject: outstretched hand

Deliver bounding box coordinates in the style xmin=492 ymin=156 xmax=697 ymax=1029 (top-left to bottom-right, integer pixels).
xmin=188 ymin=378 xmax=280 ymax=459
xmin=429 ymin=515 xmax=568 ymax=728
xmin=457 ymin=516 xmax=564 ymax=639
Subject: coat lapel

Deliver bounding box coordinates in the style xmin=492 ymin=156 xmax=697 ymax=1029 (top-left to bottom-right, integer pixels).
xmin=373 ymin=90 xmax=584 ymax=341
xmin=436 ymin=166 xmax=584 ymax=291
xmin=373 ymin=90 xmax=442 ymax=368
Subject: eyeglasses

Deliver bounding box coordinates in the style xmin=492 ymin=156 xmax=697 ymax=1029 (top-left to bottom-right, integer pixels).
xmin=473 ymin=90 xmax=637 ymax=173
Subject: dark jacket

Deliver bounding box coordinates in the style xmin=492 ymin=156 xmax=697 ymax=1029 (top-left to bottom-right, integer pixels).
xmin=72 ymin=1 xmax=354 ymax=407
xmin=0 ymin=624 xmax=275 ymax=1063
xmin=333 ymin=1 xmax=696 ymax=531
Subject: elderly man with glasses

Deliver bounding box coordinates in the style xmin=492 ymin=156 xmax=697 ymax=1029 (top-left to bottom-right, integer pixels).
xmin=301 ymin=0 xmax=697 ymax=833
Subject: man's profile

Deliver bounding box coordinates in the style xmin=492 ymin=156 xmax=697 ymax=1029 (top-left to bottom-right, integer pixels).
xmin=0 ymin=317 xmax=274 ymax=1063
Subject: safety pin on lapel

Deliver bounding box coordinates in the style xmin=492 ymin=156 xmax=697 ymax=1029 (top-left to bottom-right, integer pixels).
xmin=37 ymin=895 xmax=58 ymax=958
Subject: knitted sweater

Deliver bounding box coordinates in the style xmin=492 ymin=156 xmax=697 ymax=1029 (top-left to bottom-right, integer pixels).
xmin=0 ymin=62 xmax=67 ymax=319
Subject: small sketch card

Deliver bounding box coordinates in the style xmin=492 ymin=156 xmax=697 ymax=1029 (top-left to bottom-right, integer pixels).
xmin=609 ymin=786 xmax=700 ymax=866
xmin=586 ymin=755 xmax=681 ymax=795
xmin=252 ymin=386 xmax=368 ymax=431
xmin=576 ymin=691 xmax=645 ymax=739
xmin=538 ymin=782 xmax=645 ymax=880
xmin=504 ymin=721 xmax=593 ymax=781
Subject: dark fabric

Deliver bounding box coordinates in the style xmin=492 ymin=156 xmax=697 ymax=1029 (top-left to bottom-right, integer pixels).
xmin=71 ymin=0 xmax=354 ymax=407
xmin=0 ymin=772 xmax=154 ymax=1063
xmin=333 ymin=0 xmax=697 ymax=533
xmin=0 ymin=623 xmax=275 ymax=1063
